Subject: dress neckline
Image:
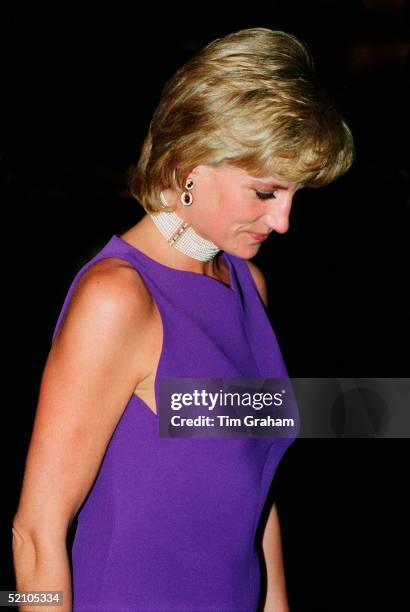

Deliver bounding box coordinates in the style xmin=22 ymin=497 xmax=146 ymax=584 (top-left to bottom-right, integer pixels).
xmin=112 ymin=234 xmax=237 ymax=293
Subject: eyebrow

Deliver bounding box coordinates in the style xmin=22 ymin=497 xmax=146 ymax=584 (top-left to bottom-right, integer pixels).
xmin=251 ymin=178 xmax=290 ymax=189
xmin=251 ymin=178 xmax=304 ymax=190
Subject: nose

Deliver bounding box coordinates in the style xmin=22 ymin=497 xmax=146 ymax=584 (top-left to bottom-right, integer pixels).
xmin=264 ymin=193 xmax=294 ymax=234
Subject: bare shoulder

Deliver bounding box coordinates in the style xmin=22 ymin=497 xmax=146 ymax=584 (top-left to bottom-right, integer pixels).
xmin=53 ymin=255 xmax=157 ymax=413
xmin=77 ymin=256 xmax=151 ymax=300
xmin=244 ymin=259 xmax=268 ymax=307
xmin=66 ymin=257 xmax=154 ymax=328
xmin=12 ymin=258 xmax=156 ymax=539
xmin=53 ymin=255 xmax=158 ymax=383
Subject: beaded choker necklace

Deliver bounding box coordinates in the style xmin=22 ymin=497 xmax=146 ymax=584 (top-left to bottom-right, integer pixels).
xmin=150 ymin=210 xmax=221 ymax=262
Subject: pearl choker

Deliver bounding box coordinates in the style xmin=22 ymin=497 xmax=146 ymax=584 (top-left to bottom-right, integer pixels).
xmin=149 ymin=210 xmax=221 ymax=262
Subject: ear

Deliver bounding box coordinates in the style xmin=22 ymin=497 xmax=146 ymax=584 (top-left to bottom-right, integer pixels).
xmin=189 ymin=165 xmax=209 ymax=177
xmin=244 ymin=260 xmax=268 ymax=307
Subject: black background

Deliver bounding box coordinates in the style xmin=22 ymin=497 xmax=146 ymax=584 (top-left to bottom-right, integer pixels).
xmin=3 ymin=3 xmax=409 ymax=611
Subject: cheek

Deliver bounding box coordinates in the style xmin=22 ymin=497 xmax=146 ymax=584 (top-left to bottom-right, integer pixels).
xmin=222 ymin=193 xmax=253 ymax=219
xmin=213 ymin=196 xmax=235 ymax=221
xmin=212 ymin=188 xmax=256 ymax=227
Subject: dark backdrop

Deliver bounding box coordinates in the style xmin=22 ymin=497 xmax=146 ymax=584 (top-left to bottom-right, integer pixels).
xmin=3 ymin=3 xmax=409 ymax=611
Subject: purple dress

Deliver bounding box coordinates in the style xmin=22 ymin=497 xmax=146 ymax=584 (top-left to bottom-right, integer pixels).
xmin=51 ymin=234 xmax=298 ymax=612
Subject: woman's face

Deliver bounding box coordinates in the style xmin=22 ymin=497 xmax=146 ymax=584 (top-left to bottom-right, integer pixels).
xmin=179 ymin=164 xmax=304 ymax=258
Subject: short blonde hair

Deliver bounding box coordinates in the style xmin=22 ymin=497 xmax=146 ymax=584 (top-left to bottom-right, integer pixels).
xmin=126 ymin=27 xmax=355 ymax=214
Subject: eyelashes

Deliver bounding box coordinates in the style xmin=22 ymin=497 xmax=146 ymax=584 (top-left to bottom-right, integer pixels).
xmin=255 ymin=190 xmax=277 ymax=200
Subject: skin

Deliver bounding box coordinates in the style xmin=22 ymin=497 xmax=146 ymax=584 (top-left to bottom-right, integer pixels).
xmin=124 ymin=163 xmax=304 ymax=283
xmin=12 ymin=162 xmax=300 ymax=611
xmin=133 ymin=162 xmax=298 ymax=611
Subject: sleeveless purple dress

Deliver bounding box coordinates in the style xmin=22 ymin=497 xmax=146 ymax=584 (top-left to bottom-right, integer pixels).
xmin=51 ymin=234 xmax=298 ymax=612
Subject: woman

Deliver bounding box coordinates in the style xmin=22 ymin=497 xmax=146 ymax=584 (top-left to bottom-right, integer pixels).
xmin=12 ymin=27 xmax=354 ymax=611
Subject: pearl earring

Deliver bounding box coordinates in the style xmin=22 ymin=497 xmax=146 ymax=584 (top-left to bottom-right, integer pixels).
xmin=180 ymin=178 xmax=194 ymax=206
xmin=152 ymin=178 xmax=221 ymax=261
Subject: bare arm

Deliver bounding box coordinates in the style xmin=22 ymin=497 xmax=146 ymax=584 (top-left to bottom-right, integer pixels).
xmin=244 ymin=259 xmax=268 ymax=307
xmin=245 ymin=261 xmax=290 ymax=611
xmin=12 ymin=260 xmax=151 ymax=611
xmin=262 ymin=503 xmax=290 ymax=612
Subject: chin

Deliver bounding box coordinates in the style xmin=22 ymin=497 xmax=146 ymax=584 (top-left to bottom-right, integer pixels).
xmin=225 ymin=243 xmax=261 ymax=259
xmin=244 ymin=244 xmax=262 ymax=257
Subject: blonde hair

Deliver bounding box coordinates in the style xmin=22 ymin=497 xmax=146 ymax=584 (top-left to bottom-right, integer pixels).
xmin=126 ymin=27 xmax=355 ymax=214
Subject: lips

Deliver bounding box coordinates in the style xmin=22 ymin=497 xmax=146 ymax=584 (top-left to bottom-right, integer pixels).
xmin=248 ymin=232 xmax=268 ymax=242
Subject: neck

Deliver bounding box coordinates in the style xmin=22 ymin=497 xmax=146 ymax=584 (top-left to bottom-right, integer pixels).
xmin=126 ymin=214 xmax=223 ymax=276
xmin=149 ymin=209 xmax=221 ymax=263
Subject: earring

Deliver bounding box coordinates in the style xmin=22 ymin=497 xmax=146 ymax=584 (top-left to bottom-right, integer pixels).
xmin=180 ymin=178 xmax=194 ymax=206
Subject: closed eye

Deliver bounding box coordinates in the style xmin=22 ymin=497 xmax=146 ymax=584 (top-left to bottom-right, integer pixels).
xmin=255 ymin=190 xmax=277 ymax=200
